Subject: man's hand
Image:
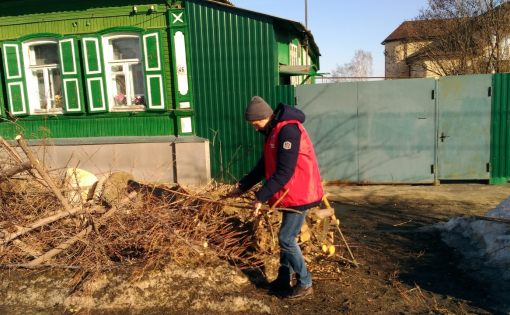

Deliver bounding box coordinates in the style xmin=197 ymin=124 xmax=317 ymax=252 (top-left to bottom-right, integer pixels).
xmin=253 ymin=201 xmax=263 ymax=216
xmin=225 ymin=186 xmax=243 ymax=198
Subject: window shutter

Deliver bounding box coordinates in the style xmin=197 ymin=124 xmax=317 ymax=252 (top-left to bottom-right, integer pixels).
xmin=81 ymin=36 xmax=107 ymax=113
xmin=142 ymin=30 xmax=167 ymax=111
xmin=59 ymin=37 xmax=85 ymax=114
xmin=0 ymin=63 xmax=4 ymax=117
xmin=1 ymin=41 xmax=28 ymax=116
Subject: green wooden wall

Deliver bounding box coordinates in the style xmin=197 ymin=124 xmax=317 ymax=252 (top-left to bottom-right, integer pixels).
xmin=0 ymin=113 xmax=174 ymax=139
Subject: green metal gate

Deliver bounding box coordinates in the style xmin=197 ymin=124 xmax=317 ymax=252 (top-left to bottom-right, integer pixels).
xmin=357 ymin=79 xmax=436 ymax=183
xmin=437 ymin=74 xmax=492 ymax=180
xmin=296 ymin=82 xmax=358 ymax=182
xmin=296 ymin=74 xmax=497 ymax=184
xmin=296 ymin=78 xmax=436 ymax=183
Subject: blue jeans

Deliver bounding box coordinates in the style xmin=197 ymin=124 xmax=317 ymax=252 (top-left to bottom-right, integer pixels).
xmin=278 ymin=210 xmax=312 ymax=288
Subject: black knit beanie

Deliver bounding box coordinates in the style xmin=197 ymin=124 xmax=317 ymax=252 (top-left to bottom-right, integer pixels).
xmin=244 ymin=96 xmax=273 ymax=121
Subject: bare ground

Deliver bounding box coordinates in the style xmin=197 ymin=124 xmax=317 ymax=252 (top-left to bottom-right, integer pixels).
xmin=1 ymin=183 xmax=510 ymax=314
xmin=247 ymin=183 xmax=510 ymax=315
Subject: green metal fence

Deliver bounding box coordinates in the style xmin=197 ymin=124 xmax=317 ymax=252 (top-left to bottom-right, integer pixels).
xmin=491 ymin=73 xmax=510 ymax=184
xmin=187 ymin=0 xmax=296 ymax=181
xmin=297 ymin=74 xmax=505 ymax=184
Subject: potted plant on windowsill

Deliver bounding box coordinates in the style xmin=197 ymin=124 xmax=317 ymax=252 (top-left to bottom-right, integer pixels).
xmin=114 ymin=93 xmax=127 ymax=106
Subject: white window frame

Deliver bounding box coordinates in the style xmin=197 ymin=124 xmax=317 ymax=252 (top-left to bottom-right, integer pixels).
xmin=501 ymin=35 xmax=510 ymax=60
xmin=290 ymin=43 xmax=299 ymax=66
xmin=102 ymin=33 xmax=146 ymax=112
xmin=290 ymin=43 xmax=301 ymax=86
xmin=22 ymin=39 xmax=63 ymax=115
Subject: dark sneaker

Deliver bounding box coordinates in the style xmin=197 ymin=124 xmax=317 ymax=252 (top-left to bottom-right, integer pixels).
xmin=287 ymin=286 xmax=313 ymax=299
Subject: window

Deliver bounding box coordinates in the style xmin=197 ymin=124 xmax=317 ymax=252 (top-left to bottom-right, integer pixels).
xmin=103 ymin=34 xmax=145 ymax=110
xmin=23 ymin=40 xmax=63 ymax=113
xmin=2 ymin=30 xmax=165 ymax=116
xmin=290 ymin=43 xmax=299 ymax=66
xmin=3 ymin=36 xmax=84 ymax=116
xmin=289 ymin=43 xmax=301 ymax=86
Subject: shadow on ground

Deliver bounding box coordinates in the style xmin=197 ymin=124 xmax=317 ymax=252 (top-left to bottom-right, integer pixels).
xmin=335 ymin=199 xmax=502 ymax=314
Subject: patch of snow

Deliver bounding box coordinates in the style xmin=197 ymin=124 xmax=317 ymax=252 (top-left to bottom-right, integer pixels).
xmin=435 ymin=195 xmax=510 ymax=312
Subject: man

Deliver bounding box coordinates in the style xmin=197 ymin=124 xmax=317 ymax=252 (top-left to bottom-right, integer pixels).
xmin=228 ymin=96 xmax=323 ymax=299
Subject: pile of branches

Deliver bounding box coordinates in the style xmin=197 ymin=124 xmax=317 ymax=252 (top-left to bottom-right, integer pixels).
xmin=0 ymin=136 xmax=259 ymax=273
xmin=0 ymin=135 xmax=356 ymax=280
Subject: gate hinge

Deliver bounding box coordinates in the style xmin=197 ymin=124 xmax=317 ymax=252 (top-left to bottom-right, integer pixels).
xmin=486 ymin=162 xmax=490 ymax=172
xmin=488 ymin=87 xmax=492 ymax=97
xmin=431 ymin=164 xmax=435 ymax=174
xmin=431 ymin=90 xmax=435 ymax=100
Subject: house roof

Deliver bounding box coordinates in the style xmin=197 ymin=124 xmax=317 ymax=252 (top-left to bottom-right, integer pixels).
xmin=206 ymin=0 xmax=233 ymax=6
xmin=381 ymin=19 xmax=447 ymax=45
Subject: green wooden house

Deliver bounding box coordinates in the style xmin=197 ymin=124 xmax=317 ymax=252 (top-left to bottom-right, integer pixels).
xmin=0 ymin=0 xmax=320 ymax=184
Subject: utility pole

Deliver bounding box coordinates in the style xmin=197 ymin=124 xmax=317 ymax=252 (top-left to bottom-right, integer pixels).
xmin=305 ymin=0 xmax=308 ymax=30
xmin=305 ymin=0 xmax=310 ymax=83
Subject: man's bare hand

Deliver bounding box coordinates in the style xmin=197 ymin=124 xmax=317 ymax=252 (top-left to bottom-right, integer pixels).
xmin=225 ymin=186 xmax=243 ymax=198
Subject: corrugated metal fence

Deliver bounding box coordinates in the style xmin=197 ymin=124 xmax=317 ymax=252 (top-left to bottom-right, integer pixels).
xmin=491 ymin=73 xmax=510 ymax=184
xmin=297 ymin=74 xmax=509 ymax=184
xmin=187 ymin=0 xmax=294 ymax=181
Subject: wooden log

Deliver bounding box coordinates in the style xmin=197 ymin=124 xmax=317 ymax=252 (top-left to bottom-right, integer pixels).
xmin=15 ymin=135 xmax=73 ymax=212
xmin=0 ymin=161 xmax=32 ymax=183
xmin=23 ymin=192 xmax=138 ymax=267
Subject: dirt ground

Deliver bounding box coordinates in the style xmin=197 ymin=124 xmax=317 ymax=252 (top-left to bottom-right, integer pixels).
xmin=246 ymin=183 xmax=510 ymax=315
xmin=1 ymin=183 xmax=510 ymax=314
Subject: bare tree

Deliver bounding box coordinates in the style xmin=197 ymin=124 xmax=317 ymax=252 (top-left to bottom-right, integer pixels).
xmin=414 ymin=0 xmax=510 ymax=75
xmin=331 ymin=50 xmax=373 ymax=81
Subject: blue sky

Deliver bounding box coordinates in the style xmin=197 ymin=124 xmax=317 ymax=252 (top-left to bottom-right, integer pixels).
xmin=231 ymin=0 xmax=428 ymax=76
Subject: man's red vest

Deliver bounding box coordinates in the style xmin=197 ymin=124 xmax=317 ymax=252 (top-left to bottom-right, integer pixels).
xmin=264 ymin=120 xmax=323 ymax=207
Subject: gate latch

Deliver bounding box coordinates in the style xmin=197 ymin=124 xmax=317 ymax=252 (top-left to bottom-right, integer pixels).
xmin=440 ymin=132 xmax=449 ymax=142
